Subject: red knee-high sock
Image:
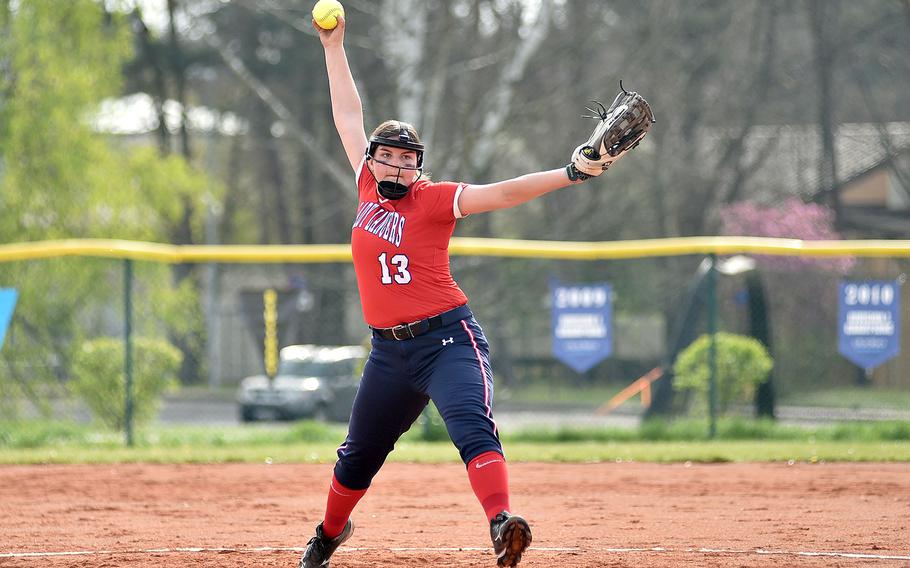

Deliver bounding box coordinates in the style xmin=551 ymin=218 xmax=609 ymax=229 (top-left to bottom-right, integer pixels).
xmin=322 ymin=474 xmax=367 ymax=539
xmin=466 ymin=451 xmax=511 ymax=522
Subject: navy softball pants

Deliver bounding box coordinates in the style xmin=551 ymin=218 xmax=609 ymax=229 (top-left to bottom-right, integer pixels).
xmin=333 ymin=305 xmax=502 ymax=490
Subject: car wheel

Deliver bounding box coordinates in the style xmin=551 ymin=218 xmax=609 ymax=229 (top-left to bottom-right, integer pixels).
xmin=239 ymin=405 xmax=258 ymax=423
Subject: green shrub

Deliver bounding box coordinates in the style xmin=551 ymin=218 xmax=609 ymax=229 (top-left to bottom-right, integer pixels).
xmin=69 ymin=337 xmax=181 ymax=430
xmin=673 ymin=332 xmax=773 ymax=414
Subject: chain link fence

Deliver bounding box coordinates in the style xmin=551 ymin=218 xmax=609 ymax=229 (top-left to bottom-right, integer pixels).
xmin=2 ymin=240 xmax=910 ymax=426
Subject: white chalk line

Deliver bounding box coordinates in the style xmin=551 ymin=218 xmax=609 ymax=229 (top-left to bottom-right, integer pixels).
xmin=1 ymin=545 xmax=909 ymax=561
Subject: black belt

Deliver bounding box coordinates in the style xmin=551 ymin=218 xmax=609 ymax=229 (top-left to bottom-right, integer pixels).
xmin=372 ymin=305 xmax=472 ymax=341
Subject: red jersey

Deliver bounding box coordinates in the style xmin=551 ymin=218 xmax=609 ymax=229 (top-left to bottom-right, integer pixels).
xmin=351 ymin=158 xmax=469 ymax=328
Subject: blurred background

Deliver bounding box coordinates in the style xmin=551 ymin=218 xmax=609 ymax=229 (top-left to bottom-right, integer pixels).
xmin=2 ymin=0 xmax=910 ymax=430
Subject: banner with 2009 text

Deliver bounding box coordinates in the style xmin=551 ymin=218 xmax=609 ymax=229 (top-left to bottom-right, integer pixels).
xmin=551 ymin=281 xmax=612 ymax=373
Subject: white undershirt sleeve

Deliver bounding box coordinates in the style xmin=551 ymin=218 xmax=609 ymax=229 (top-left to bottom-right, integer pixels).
xmin=453 ymin=183 xmax=468 ymax=219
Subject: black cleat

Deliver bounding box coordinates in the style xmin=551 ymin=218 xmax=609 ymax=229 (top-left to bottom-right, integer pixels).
xmin=299 ymin=519 xmax=354 ymax=568
xmin=490 ymin=511 xmax=532 ymax=567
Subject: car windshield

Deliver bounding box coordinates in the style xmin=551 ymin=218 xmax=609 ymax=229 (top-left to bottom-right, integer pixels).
xmin=278 ymin=359 xmax=355 ymax=378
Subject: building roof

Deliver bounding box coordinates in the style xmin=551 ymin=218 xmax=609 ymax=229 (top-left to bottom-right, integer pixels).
xmin=708 ymin=122 xmax=910 ymax=202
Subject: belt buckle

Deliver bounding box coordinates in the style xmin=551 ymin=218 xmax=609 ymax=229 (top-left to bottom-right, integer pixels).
xmin=391 ymin=324 xmax=412 ymax=341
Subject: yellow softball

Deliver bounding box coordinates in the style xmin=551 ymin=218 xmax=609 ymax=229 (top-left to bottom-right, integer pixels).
xmin=312 ymin=0 xmax=344 ymax=30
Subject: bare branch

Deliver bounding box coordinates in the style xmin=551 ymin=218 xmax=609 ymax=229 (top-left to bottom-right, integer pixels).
xmin=380 ymin=0 xmax=428 ymax=124
xmin=205 ymin=32 xmax=355 ymax=200
xmin=236 ymin=0 xmax=376 ymax=50
xmin=468 ymin=0 xmax=553 ymax=174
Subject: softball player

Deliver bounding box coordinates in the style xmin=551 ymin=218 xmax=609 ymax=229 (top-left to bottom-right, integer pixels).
xmin=302 ymin=14 xmax=612 ymax=568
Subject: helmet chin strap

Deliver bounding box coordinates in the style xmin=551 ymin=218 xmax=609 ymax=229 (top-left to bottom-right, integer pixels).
xmin=377 ymin=179 xmax=410 ymax=200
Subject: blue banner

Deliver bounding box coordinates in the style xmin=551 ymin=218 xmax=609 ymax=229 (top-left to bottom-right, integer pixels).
xmin=551 ymin=281 xmax=612 ymax=373
xmin=0 ymin=289 xmax=18 ymax=350
xmin=838 ymin=280 xmax=901 ymax=370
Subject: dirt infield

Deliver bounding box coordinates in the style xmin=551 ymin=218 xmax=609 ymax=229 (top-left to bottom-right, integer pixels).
xmin=1 ymin=462 xmax=908 ymax=567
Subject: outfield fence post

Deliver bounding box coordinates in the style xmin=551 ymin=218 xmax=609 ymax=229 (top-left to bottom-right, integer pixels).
xmin=124 ymin=258 xmax=134 ymax=447
xmin=707 ymin=254 xmax=718 ymax=439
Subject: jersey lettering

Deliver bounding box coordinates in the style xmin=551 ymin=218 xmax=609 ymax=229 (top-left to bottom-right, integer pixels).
xmin=352 ymin=202 xmax=406 ymax=247
xmin=352 ymin=202 xmax=381 ymax=228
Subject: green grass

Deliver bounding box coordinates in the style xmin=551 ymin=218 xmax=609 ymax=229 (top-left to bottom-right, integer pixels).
xmin=0 ymin=419 xmax=347 ymax=449
xmin=780 ymin=386 xmax=910 ymax=410
xmin=3 ymin=439 xmax=909 ymax=465
xmin=500 ymin=383 xmax=910 ymax=412
xmin=508 ymin=418 xmax=910 ymax=442
xmin=2 ymin=418 xmax=910 ymax=464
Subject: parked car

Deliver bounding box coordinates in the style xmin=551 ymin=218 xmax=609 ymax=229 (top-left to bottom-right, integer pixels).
xmin=237 ymin=344 xmax=365 ymax=422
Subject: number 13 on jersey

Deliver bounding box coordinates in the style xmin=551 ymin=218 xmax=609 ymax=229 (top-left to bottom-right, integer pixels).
xmin=378 ymin=252 xmax=412 ymax=284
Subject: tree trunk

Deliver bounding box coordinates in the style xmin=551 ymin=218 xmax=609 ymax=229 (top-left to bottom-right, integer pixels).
xmin=167 ymin=0 xmax=192 ymax=160
xmin=807 ymin=0 xmax=841 ymax=221
xmin=747 ymin=271 xmax=775 ymax=418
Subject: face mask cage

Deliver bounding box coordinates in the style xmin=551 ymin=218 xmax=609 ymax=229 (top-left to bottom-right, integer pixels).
xmin=366 ymin=124 xmax=425 ymax=199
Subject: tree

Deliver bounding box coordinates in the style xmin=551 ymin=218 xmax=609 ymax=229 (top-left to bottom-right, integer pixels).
xmin=720 ymin=198 xmax=854 ymax=404
xmin=124 ymin=1 xmax=221 ymax=384
xmin=0 ymin=0 xmax=133 ymax=417
xmin=0 ymin=0 xmax=219 ymax=416
xmin=95 ymin=0 xmax=910 ymax=390
xmin=1 ymin=0 xmax=906 ymax=408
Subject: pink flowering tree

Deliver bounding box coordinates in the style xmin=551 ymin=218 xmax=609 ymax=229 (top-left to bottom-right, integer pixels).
xmin=718 ymin=199 xmax=858 ymax=401
xmin=719 ymin=198 xmax=855 ymax=273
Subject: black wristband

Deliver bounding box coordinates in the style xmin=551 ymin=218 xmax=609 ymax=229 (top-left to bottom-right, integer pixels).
xmin=566 ymin=163 xmax=591 ymax=182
